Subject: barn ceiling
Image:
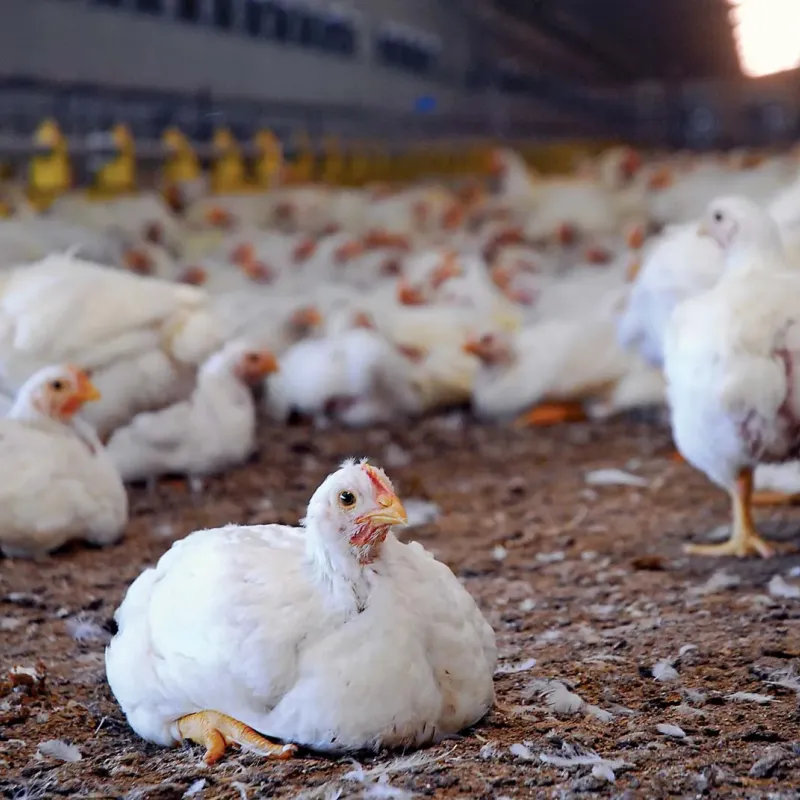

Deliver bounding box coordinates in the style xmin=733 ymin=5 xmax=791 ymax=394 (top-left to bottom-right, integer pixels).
xmin=490 ymin=0 xmax=741 ymax=83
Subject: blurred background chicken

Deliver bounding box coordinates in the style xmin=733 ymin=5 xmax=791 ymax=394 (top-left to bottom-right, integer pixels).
xmin=0 ymin=364 xmax=127 ymax=558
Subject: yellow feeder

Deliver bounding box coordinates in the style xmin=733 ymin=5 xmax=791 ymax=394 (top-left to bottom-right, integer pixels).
xmin=321 ymin=135 xmax=343 ymax=185
xmin=253 ymin=129 xmax=283 ymax=189
xmin=360 ymin=141 xmax=380 ymax=184
xmin=346 ymin=141 xmax=368 ymax=186
xmin=210 ymin=127 xmax=246 ymax=194
xmin=93 ymin=123 xmax=136 ymax=196
xmin=28 ymin=119 xmax=71 ymax=210
xmin=286 ymin=131 xmax=314 ymax=185
xmin=162 ymin=127 xmax=201 ymax=186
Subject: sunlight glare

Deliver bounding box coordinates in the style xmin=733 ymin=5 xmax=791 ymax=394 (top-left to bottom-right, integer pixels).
xmin=730 ymin=0 xmax=800 ymax=77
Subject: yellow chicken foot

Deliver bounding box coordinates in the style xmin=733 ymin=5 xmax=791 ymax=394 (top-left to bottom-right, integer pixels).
xmin=685 ymin=469 xmax=775 ymax=558
xmin=514 ymin=401 xmax=587 ymax=427
xmin=177 ymin=710 xmax=297 ymax=765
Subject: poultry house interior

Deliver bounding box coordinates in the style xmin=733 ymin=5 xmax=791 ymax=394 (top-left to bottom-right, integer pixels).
xmin=2 ymin=0 xmax=800 ymax=797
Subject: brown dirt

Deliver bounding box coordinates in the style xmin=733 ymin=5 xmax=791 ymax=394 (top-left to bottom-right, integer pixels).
xmin=2 ymin=414 xmax=800 ymax=799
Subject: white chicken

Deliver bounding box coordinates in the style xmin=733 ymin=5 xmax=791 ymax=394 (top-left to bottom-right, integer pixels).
xmin=465 ymin=323 xmax=663 ymax=424
xmin=665 ymin=196 xmax=800 ymax=557
xmin=0 ymin=364 xmax=127 ymax=558
xmin=266 ymin=318 xmax=422 ymax=427
xmin=106 ymin=460 xmax=496 ymax=763
xmin=106 ymin=341 xmax=278 ymax=484
xmin=617 ymin=222 xmax=725 ymax=367
xmin=0 ymin=253 xmax=224 ymax=436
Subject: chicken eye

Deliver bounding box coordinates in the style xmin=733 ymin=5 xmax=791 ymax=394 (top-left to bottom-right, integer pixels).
xmin=338 ymin=490 xmax=357 ymax=508
xmin=246 ymin=353 xmax=259 ymax=362
xmin=50 ymin=380 xmax=64 ymax=391
xmin=713 ymin=211 xmax=723 ymax=223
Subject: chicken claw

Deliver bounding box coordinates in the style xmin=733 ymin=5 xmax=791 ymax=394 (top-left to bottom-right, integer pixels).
xmin=177 ymin=710 xmax=297 ymax=765
xmin=514 ymin=401 xmax=587 ymax=427
xmin=685 ymin=469 xmax=776 ymax=558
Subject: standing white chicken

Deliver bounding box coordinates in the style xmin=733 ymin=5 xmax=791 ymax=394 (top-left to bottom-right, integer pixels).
xmin=0 ymin=365 xmax=127 ymax=558
xmin=106 ymin=460 xmax=496 ymax=763
xmin=106 ymin=340 xmax=278 ymax=483
xmin=665 ymin=196 xmax=800 ymax=557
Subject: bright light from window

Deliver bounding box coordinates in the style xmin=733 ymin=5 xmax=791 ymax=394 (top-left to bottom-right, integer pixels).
xmin=730 ymin=0 xmax=800 ymax=77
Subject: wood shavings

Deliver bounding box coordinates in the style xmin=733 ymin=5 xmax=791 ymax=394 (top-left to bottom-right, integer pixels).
xmin=652 ymin=660 xmax=679 ymax=682
xmin=656 ymin=723 xmax=686 ymax=739
xmin=494 ymin=657 xmax=537 ymax=675
xmin=585 ymin=468 xmax=649 ymax=488
xmin=768 ymin=575 xmax=800 ymax=600
xmin=183 ymin=779 xmax=206 ymax=797
xmin=726 ymin=692 xmax=774 ymax=705
xmin=591 ymin=763 xmax=616 ymax=783
xmin=37 ymin=739 xmax=82 ymax=762
xmin=688 ymin=569 xmax=741 ymax=596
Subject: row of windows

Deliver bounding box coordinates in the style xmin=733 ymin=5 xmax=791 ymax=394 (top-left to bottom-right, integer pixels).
xmin=87 ymin=0 xmax=446 ymax=74
xmin=89 ymin=0 xmax=358 ymax=56
xmin=375 ymin=33 xmax=438 ymax=76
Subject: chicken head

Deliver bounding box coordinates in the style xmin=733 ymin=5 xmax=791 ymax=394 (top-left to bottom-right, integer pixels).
xmin=30 ymin=365 xmax=101 ymax=420
xmin=463 ymin=332 xmax=514 ymax=365
xmin=305 ymin=459 xmax=408 ymax=565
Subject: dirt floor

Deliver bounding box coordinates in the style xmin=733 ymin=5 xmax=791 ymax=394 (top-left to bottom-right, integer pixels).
xmin=2 ymin=413 xmax=800 ymax=799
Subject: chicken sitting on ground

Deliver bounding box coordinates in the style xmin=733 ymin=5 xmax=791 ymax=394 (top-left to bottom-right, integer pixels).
xmin=665 ymin=196 xmax=800 ymax=557
xmin=105 ymin=341 xmax=278 ymax=486
xmin=265 ymin=317 xmax=423 ymax=427
xmin=465 ymin=323 xmax=662 ymax=425
xmin=106 ymin=460 xmax=496 ymax=764
xmin=0 ymin=365 xmax=127 ymax=558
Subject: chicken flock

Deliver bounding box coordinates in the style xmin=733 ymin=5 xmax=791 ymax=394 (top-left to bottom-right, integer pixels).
xmin=3 ymin=141 xmax=800 ymax=763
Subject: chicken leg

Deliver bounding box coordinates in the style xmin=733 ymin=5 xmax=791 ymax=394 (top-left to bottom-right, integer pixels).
xmin=177 ymin=710 xmax=297 ymax=765
xmin=514 ymin=401 xmax=587 ymax=427
xmin=669 ymin=452 xmax=799 ymax=505
xmin=685 ymin=468 xmax=775 ymax=558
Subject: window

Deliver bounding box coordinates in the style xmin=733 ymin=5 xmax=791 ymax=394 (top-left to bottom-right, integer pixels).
xmin=136 ymin=0 xmax=163 ymax=14
xmin=176 ymin=0 xmax=201 ymax=23
xmin=244 ymin=0 xmax=262 ymax=36
xmin=325 ymin=19 xmax=356 ymax=56
xmin=296 ymin=10 xmax=320 ymax=47
xmin=264 ymin=1 xmax=289 ymax=42
xmin=376 ymin=27 xmax=439 ymax=76
xmin=213 ymin=0 xmax=233 ymax=30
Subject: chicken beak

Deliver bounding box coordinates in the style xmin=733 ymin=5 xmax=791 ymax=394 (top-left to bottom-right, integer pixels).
xmin=352 ymin=493 xmax=408 ymax=543
xmin=463 ymin=338 xmax=483 ymax=357
xmin=74 ymin=371 xmax=102 ymax=403
xmin=242 ymin=351 xmax=279 ymax=378
xmin=697 ymin=221 xmax=710 ymax=238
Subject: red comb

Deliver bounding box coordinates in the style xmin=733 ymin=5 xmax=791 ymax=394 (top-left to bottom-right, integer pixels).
xmin=363 ymin=463 xmax=391 ymax=495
